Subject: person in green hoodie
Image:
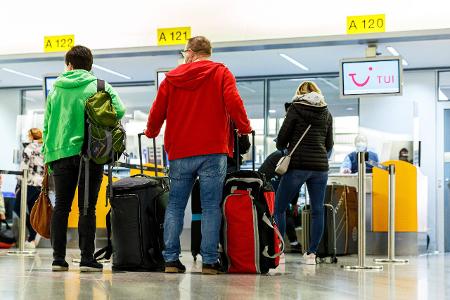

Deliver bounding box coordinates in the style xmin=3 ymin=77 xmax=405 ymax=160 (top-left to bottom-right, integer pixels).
xmin=43 ymin=45 xmax=125 ymax=272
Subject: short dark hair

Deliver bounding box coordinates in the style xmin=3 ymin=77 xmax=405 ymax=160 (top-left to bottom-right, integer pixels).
xmin=187 ymin=36 xmax=212 ymax=56
xmin=65 ymin=45 xmax=93 ymax=71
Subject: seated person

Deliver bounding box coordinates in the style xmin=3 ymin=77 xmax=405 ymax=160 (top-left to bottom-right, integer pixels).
xmin=341 ymin=135 xmax=379 ymax=174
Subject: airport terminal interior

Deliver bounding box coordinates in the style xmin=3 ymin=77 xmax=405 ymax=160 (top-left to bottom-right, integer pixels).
xmin=1 ymin=2 xmax=450 ymax=299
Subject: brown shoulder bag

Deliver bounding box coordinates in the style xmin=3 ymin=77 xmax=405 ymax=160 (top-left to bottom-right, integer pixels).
xmin=30 ymin=165 xmax=53 ymax=239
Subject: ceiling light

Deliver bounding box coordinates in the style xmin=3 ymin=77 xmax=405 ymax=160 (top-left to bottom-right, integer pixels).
xmin=439 ymin=89 xmax=448 ymax=101
xmin=318 ymin=78 xmax=339 ymax=90
xmin=386 ymin=46 xmax=400 ymax=56
xmin=279 ymin=54 xmax=309 ymax=71
xmin=92 ymin=64 xmax=131 ymax=80
xmin=23 ymin=96 xmax=36 ymax=102
xmin=269 ymin=109 xmax=276 ymax=114
xmin=402 ymin=59 xmax=409 ymax=66
xmin=237 ymin=83 xmax=256 ymax=93
xmin=1 ymin=68 xmax=42 ymax=81
xmin=346 ymin=107 xmax=354 ymax=111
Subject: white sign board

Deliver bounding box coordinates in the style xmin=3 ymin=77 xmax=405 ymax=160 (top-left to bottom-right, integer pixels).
xmin=340 ymin=57 xmax=402 ymax=98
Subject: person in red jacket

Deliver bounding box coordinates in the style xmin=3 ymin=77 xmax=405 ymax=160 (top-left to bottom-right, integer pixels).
xmin=145 ymin=36 xmax=252 ymax=275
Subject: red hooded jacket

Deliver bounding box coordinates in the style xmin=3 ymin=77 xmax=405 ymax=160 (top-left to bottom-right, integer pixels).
xmin=145 ymin=60 xmax=252 ymax=161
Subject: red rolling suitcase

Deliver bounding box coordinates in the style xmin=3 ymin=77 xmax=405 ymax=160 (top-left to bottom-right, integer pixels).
xmin=221 ymin=131 xmax=284 ymax=274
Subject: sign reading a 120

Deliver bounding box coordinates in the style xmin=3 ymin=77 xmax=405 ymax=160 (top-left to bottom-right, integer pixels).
xmin=347 ymin=14 xmax=385 ymax=35
xmin=157 ymin=27 xmax=191 ymax=46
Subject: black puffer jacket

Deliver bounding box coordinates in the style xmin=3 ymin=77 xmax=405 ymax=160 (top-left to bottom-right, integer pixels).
xmin=276 ymin=103 xmax=333 ymax=171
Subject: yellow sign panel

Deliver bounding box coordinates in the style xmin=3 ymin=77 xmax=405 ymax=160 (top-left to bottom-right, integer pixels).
xmin=157 ymin=27 xmax=191 ymax=46
xmin=44 ymin=35 xmax=75 ymax=52
xmin=347 ymin=14 xmax=385 ymax=34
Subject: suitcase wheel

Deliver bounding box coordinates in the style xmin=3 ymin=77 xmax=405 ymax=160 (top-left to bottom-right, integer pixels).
xmin=331 ymin=257 xmax=338 ymax=264
xmin=192 ymin=253 xmax=198 ymax=261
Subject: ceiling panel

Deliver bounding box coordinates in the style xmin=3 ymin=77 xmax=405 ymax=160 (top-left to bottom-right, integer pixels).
xmin=1 ymin=38 xmax=450 ymax=88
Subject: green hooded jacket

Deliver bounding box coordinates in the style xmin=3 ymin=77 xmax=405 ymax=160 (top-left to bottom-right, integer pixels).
xmin=43 ymin=69 xmax=125 ymax=164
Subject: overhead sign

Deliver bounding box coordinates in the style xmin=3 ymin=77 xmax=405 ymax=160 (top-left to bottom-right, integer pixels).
xmin=157 ymin=27 xmax=191 ymax=46
xmin=347 ymin=14 xmax=385 ymax=34
xmin=44 ymin=35 xmax=75 ymax=52
xmin=340 ymin=56 xmax=402 ymax=98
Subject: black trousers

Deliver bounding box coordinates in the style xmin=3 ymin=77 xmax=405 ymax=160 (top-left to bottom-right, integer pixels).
xmin=50 ymin=155 xmax=103 ymax=261
xmin=14 ymin=185 xmax=41 ymax=242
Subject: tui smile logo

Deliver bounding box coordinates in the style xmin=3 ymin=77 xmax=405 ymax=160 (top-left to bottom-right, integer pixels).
xmin=349 ymin=67 xmax=373 ymax=87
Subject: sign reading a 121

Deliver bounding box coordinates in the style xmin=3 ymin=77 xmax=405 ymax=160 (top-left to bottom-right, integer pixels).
xmin=157 ymin=27 xmax=191 ymax=46
xmin=347 ymin=14 xmax=385 ymax=34
xmin=44 ymin=35 xmax=75 ymax=52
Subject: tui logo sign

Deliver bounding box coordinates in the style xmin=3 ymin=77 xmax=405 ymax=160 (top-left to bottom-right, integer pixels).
xmin=341 ymin=58 xmax=402 ymax=97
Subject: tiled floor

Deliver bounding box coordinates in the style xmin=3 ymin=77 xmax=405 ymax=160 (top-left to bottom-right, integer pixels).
xmin=0 ymin=249 xmax=449 ymax=299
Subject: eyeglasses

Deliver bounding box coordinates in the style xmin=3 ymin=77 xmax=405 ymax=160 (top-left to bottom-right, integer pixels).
xmin=180 ymin=49 xmax=192 ymax=57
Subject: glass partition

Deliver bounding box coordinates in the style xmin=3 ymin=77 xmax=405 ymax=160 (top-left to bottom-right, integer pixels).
xmin=268 ymin=77 xmax=359 ymax=172
xmin=236 ymin=80 xmax=265 ymax=167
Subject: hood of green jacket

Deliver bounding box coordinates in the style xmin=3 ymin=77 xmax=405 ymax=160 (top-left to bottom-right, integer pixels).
xmin=54 ymin=69 xmax=97 ymax=89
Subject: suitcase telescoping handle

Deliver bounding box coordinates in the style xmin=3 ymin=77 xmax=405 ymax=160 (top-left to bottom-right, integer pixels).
xmin=138 ymin=133 xmax=159 ymax=177
xmin=234 ymin=130 xmax=256 ymax=171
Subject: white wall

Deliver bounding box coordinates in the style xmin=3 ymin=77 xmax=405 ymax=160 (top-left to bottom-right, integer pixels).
xmin=360 ymin=71 xmax=437 ymax=250
xmin=1 ymin=0 xmax=450 ymax=55
xmin=0 ymin=89 xmax=21 ymax=193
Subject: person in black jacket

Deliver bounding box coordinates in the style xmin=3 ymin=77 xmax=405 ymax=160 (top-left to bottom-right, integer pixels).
xmin=274 ymin=81 xmax=333 ymax=265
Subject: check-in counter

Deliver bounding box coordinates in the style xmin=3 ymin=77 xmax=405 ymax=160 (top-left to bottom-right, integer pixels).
xmin=328 ymin=160 xmax=428 ymax=255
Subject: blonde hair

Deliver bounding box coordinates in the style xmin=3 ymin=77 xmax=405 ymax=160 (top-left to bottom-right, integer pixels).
xmin=29 ymin=128 xmax=43 ymax=143
xmin=296 ymin=81 xmax=322 ymax=95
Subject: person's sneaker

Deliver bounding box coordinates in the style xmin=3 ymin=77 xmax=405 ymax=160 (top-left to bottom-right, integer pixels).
xmin=202 ymin=262 xmax=225 ymax=275
xmin=79 ymin=260 xmax=103 ymax=272
xmin=24 ymin=241 xmax=36 ymax=249
xmin=288 ymin=242 xmax=302 ymax=253
xmin=52 ymin=260 xmax=69 ymax=272
xmin=165 ymin=260 xmax=186 ymax=273
xmin=300 ymin=252 xmax=317 ymax=265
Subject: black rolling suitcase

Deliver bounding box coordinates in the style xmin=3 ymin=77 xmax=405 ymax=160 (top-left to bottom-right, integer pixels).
xmin=190 ymin=179 xmax=201 ymax=260
xmin=95 ymin=133 xmax=169 ymax=271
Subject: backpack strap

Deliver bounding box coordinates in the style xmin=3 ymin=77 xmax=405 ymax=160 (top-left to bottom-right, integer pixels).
xmin=94 ymin=210 xmax=112 ymax=261
xmin=97 ymin=79 xmax=105 ymax=92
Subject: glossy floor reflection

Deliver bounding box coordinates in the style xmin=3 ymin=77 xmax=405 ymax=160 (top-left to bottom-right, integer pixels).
xmin=0 ymin=249 xmax=449 ymax=299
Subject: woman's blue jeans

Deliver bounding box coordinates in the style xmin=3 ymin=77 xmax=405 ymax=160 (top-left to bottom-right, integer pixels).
xmin=274 ymin=169 xmax=328 ymax=254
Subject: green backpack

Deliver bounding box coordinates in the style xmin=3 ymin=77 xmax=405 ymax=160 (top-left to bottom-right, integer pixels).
xmin=85 ymin=79 xmax=125 ymax=164
xmin=80 ymin=79 xmax=126 ymax=215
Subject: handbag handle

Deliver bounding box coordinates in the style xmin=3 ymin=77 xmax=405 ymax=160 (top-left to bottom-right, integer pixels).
xmin=41 ymin=165 xmax=49 ymax=196
xmin=287 ymin=124 xmax=311 ymax=158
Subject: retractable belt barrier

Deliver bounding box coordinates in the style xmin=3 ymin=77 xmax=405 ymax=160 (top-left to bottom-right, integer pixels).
xmin=342 ymin=152 xmax=383 ymax=271
xmin=0 ymin=169 xmax=35 ymax=256
xmin=369 ymin=162 xmax=409 ymax=264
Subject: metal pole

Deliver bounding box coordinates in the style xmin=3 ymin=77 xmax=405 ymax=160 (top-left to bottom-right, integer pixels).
xmin=374 ymin=164 xmax=408 ymax=264
xmin=8 ymin=169 xmax=35 ymax=256
xmin=359 ymin=152 xmax=365 ymax=267
xmin=343 ymin=152 xmax=382 ymax=271
xmin=388 ymin=165 xmax=395 ymax=260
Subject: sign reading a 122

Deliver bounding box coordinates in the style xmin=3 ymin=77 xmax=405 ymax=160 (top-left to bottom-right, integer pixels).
xmin=44 ymin=35 xmax=75 ymax=52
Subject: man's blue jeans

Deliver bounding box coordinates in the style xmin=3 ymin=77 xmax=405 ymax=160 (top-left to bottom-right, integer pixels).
xmin=274 ymin=169 xmax=328 ymax=254
xmin=163 ymin=154 xmax=227 ymax=264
